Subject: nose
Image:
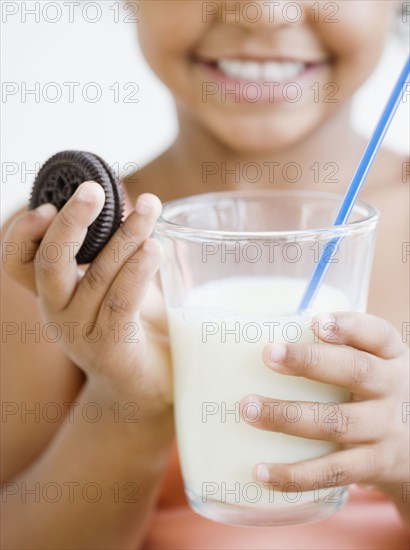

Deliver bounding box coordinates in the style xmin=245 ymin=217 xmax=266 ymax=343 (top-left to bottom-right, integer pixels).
xmin=205 ymin=1 xmax=306 ymax=30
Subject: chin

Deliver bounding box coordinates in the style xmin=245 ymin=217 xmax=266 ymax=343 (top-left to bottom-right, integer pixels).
xmin=201 ymin=110 xmax=322 ymax=155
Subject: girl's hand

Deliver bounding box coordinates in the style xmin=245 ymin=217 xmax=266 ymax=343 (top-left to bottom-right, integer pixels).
xmin=2 ymin=181 xmax=172 ymax=419
xmin=241 ymin=312 xmax=409 ymax=508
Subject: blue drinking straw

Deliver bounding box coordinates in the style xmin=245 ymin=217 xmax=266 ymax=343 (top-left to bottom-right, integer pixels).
xmin=298 ymin=56 xmax=410 ymax=313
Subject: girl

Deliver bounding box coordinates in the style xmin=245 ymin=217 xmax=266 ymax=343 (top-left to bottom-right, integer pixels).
xmin=1 ymin=1 xmax=409 ymax=548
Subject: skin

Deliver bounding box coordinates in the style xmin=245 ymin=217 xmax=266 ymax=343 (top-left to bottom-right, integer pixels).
xmin=137 ymin=0 xmax=393 ymax=153
xmin=1 ymin=1 xmax=409 ymax=548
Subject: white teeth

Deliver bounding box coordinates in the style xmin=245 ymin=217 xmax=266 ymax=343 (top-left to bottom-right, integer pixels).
xmin=218 ymin=59 xmax=242 ymax=79
xmin=262 ymin=61 xmax=285 ymax=81
xmin=239 ymin=61 xmax=262 ymax=81
xmin=282 ymin=61 xmax=305 ymax=79
xmin=217 ymin=59 xmax=305 ymax=82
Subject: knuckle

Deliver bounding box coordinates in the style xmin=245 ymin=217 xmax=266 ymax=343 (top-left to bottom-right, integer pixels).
xmin=321 ymin=462 xmax=349 ymax=486
xmin=373 ymin=447 xmax=391 ymax=483
xmin=363 ymin=449 xmax=378 ymax=480
xmin=267 ymin=402 xmax=286 ymax=431
xmin=322 ymin=406 xmax=350 ymax=439
xmin=284 ymin=466 xmax=311 ymax=489
xmin=35 ymin=248 xmax=61 ymax=275
xmin=58 ymin=208 xmax=78 ymax=232
xmin=104 ymin=291 xmax=133 ymax=318
xmin=301 ymin=344 xmax=320 ymax=373
xmin=123 ymin=258 xmax=149 ymax=283
xmin=351 ymin=352 xmax=371 ymax=387
xmin=378 ymin=317 xmax=394 ymax=343
xmin=377 ymin=318 xmax=403 ymax=356
xmin=116 ymin=224 xmax=139 ymax=251
xmin=84 ymin=264 xmax=108 ymax=292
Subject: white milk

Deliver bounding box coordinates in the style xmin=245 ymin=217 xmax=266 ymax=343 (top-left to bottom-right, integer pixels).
xmin=168 ymin=277 xmax=351 ymax=509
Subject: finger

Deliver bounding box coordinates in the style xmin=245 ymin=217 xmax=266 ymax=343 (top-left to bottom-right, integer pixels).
xmin=312 ymin=312 xmax=405 ymax=359
xmin=263 ymin=340 xmax=386 ymax=397
xmin=1 ymin=204 xmax=58 ymax=292
xmin=34 ymin=181 xmax=105 ymax=312
xmin=240 ymin=395 xmax=381 ymax=444
xmin=140 ymin=275 xmax=168 ymax=334
xmin=73 ymin=194 xmax=162 ymax=319
xmin=253 ymin=446 xmax=380 ymax=491
xmin=97 ymin=237 xmax=163 ymax=328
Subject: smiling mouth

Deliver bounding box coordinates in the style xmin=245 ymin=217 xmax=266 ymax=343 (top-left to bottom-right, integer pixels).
xmin=195 ymin=57 xmax=328 ymax=83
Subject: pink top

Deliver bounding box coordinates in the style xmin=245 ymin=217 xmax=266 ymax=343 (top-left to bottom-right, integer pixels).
xmin=143 ymin=443 xmax=409 ymax=550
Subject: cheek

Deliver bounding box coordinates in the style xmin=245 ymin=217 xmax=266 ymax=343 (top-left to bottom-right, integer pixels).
xmin=317 ymin=2 xmax=393 ymax=65
xmin=315 ymin=2 xmax=394 ymax=100
xmin=137 ymin=2 xmax=207 ymax=75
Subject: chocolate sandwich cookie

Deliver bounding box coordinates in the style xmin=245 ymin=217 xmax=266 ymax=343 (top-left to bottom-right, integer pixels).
xmin=29 ymin=150 xmax=124 ymax=264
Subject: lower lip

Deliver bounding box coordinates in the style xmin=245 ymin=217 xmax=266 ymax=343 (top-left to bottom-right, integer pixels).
xmin=196 ymin=61 xmax=328 ymax=105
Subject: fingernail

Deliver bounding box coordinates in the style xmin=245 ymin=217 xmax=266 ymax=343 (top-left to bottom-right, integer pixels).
xmin=256 ymin=464 xmax=270 ymax=483
xmin=318 ymin=313 xmax=335 ymax=327
xmin=135 ymin=198 xmax=152 ymax=215
xmin=314 ymin=313 xmax=335 ymax=333
xmin=270 ymin=342 xmax=286 ymax=364
xmin=242 ymin=399 xmax=262 ymax=422
xmin=76 ymin=182 xmax=96 ymax=203
xmin=36 ymin=203 xmax=57 ymax=218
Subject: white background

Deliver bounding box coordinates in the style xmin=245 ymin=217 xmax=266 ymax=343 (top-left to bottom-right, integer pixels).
xmin=1 ymin=1 xmax=409 ymax=221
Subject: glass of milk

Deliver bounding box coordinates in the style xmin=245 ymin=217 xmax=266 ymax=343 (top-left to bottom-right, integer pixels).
xmin=154 ymin=190 xmax=379 ymax=526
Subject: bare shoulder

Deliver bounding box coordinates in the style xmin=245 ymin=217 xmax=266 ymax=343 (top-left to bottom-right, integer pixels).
xmin=122 ymin=149 xmax=177 ymax=205
xmin=370 ymin=145 xmax=408 ymax=184
xmin=364 ymin=147 xmax=409 ymax=208
xmin=1 ymin=208 xmax=85 ymax=482
xmin=366 ymin=149 xmax=409 ymax=330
